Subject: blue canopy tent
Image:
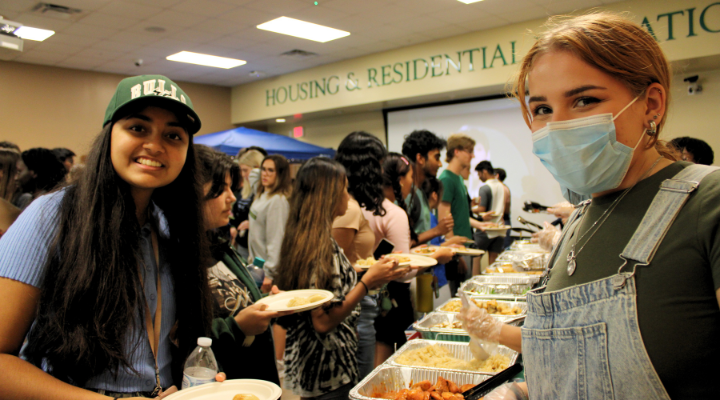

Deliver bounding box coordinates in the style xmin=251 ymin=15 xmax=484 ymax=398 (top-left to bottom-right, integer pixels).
xmin=194 ymin=127 xmax=335 ymax=160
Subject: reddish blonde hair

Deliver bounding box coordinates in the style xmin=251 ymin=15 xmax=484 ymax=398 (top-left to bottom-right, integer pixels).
xmin=512 ymin=12 xmax=674 ymax=157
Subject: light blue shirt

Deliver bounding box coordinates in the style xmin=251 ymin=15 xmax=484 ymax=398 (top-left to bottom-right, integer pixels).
xmin=0 ymin=190 xmax=176 ymax=392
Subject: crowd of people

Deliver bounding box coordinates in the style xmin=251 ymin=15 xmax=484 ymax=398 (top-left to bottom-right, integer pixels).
xmin=1 ymin=11 xmax=719 ymax=400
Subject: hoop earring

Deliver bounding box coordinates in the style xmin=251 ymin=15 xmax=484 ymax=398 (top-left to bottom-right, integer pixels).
xmin=647 ymin=121 xmax=657 ymax=137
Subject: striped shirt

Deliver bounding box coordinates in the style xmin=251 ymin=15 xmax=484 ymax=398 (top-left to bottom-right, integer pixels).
xmin=0 ymin=190 xmax=177 ymax=392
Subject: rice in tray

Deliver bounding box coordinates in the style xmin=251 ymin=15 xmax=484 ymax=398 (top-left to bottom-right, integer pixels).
xmin=394 ymin=344 xmax=509 ymax=373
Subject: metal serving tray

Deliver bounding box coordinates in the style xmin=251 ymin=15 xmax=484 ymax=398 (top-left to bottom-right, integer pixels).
xmin=350 ymin=365 xmax=490 ymax=400
xmin=413 ymin=312 xmax=469 ymax=341
xmin=460 ymin=278 xmax=533 ymax=297
xmin=385 ymin=339 xmax=519 ymax=375
xmin=434 ymin=298 xmax=528 ymax=317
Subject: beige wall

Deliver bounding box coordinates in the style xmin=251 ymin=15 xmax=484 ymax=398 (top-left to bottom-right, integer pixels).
xmin=265 ymin=110 xmax=386 ymax=148
xmin=0 ymin=61 xmax=233 ymax=156
xmin=664 ymin=67 xmax=720 ymax=165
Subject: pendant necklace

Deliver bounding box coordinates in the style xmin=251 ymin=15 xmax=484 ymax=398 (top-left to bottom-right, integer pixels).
xmin=566 ymin=156 xmax=663 ymax=276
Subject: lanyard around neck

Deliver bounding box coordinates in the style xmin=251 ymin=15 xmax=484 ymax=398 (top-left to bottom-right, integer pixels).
xmin=140 ymin=227 xmax=163 ymax=396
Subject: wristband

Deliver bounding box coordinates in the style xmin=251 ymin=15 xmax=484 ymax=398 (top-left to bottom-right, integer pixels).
xmin=359 ymin=280 xmax=370 ymax=294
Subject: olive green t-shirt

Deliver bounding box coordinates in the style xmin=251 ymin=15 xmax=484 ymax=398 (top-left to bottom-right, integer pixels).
xmin=545 ymin=161 xmax=720 ymax=399
xmin=439 ymin=169 xmax=472 ymax=238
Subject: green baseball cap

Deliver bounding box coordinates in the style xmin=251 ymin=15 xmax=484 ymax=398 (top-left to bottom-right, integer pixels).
xmin=103 ymin=75 xmax=202 ymax=134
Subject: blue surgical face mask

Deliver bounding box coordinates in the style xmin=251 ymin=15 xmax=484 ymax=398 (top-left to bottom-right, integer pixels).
xmin=532 ymin=96 xmax=644 ymax=195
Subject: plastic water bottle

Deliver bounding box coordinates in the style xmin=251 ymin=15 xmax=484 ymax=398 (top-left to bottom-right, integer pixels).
xmin=247 ymin=257 xmax=265 ymax=288
xmin=181 ymin=337 xmax=218 ymax=389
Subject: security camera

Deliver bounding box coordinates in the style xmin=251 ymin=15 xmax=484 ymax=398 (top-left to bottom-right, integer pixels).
xmin=134 ymin=58 xmax=143 ymax=67
xmin=684 ymin=75 xmax=702 ymax=95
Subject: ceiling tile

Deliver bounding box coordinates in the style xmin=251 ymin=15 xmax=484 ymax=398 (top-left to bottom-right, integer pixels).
xmin=0 ymin=8 xmax=21 ymax=20
xmin=95 ymin=1 xmax=164 ymax=19
xmin=243 ymin=0 xmax=312 ymax=14
xmin=74 ymin=46 xmax=126 ymax=59
xmin=497 ymin=6 xmax=549 ymax=24
xmin=123 ymin=0 xmax=186 ymax=8
xmin=91 ymin=40 xmax=143 ymax=53
xmin=172 ymin=0 xmax=239 ymax=17
xmin=215 ymin=6 xmax=277 ymax=27
xmin=170 ymin=28 xmax=229 ymax=44
xmin=456 ymin=15 xmax=512 ymax=32
xmin=321 ymin=0 xmax=388 ymax=14
xmin=62 ymin=22 xmax=120 ymax=38
xmin=215 ymin=0 xmax=256 ymax=6
xmin=392 ymin=0 xmax=453 ymax=14
xmin=44 ymin=32 xmax=101 ymax=47
xmin=76 ymin=12 xmax=141 ymax=29
xmin=0 ymin=0 xmax=38 ymax=13
xmin=48 ymin=0 xmax=113 ymax=12
xmin=31 ymin=41 xmax=85 ymax=55
xmin=13 ymin=13 xmax=74 ymax=31
xmin=0 ymin=50 xmax=23 ymax=61
xmin=285 ymin=5 xmax=349 ymax=26
xmin=144 ymin=10 xmax=206 ymax=28
xmin=430 ymin=4 xmax=495 ymax=23
xmin=108 ymin=30 xmax=163 ymax=46
xmin=470 ymin=0 xmax=537 ymax=15
xmin=56 ymin=54 xmax=109 ymax=69
xmin=194 ymin=18 xmax=250 ymax=35
xmin=541 ymin=0 xmax=602 ymax=14
xmin=15 ymin=50 xmax=69 ymax=64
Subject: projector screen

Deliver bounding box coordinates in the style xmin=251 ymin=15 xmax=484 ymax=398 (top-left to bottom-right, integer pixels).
xmin=386 ymin=97 xmax=566 ymax=230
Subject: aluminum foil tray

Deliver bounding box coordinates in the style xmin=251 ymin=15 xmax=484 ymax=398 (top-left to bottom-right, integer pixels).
xmin=413 ymin=312 xmax=468 ymax=341
xmin=350 ymin=365 xmax=490 ymax=400
xmin=435 ymin=298 xmax=528 ymax=317
xmin=385 ymin=339 xmax=519 ymax=375
xmin=460 ymin=278 xmax=533 ymax=297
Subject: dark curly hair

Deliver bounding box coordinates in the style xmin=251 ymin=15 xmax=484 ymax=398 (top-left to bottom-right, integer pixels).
xmin=669 ymin=136 xmax=714 ymax=165
xmin=21 ymin=147 xmax=67 ymax=193
xmin=401 ymin=129 xmax=446 ymax=164
xmin=335 ymin=131 xmax=387 ymax=216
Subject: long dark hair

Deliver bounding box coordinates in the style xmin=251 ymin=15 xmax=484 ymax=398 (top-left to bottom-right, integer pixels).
xmin=196 ymin=145 xmax=241 ymax=201
xmin=257 ymin=154 xmax=292 ymax=198
xmin=275 ymin=158 xmax=347 ymax=291
xmin=335 ymin=131 xmax=386 ymax=216
xmin=25 ymin=116 xmax=214 ymax=385
xmin=20 ymin=147 xmax=67 ymax=194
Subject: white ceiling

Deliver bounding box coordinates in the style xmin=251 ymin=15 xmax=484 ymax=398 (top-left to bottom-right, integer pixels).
xmin=0 ymin=0 xmax=624 ymax=87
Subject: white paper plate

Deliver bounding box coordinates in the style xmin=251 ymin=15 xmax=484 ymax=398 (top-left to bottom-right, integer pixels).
xmin=254 ymin=289 xmax=334 ymax=312
xmin=164 ymin=379 xmax=281 ymax=400
xmin=420 ymin=245 xmax=485 ymax=257
xmin=393 ymin=253 xmax=437 ymax=267
xmin=355 ymin=256 xmax=411 ymax=269
xmin=411 ymin=246 xmax=440 ymax=256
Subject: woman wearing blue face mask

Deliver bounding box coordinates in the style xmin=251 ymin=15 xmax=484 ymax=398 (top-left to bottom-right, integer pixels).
xmin=458 ymin=12 xmax=720 ymax=400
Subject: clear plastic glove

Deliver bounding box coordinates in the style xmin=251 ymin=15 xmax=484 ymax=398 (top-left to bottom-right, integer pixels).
xmin=547 ymin=201 xmax=574 ymax=224
xmin=456 ymin=296 xmax=503 ymax=345
xmin=531 ymin=221 xmax=561 ymax=252
xmin=483 ymin=382 xmax=528 ymax=400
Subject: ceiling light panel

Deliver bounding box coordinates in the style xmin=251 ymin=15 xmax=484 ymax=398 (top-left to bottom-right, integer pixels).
xmin=457 ymin=0 xmax=484 ymax=3
xmin=257 ymin=17 xmax=350 ymax=43
xmin=14 ymin=26 xmax=55 ymax=41
xmin=166 ymin=51 xmax=246 ymax=69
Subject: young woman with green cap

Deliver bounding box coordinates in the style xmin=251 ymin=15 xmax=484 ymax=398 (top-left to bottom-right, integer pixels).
xmin=0 ymin=75 xmax=214 ymax=399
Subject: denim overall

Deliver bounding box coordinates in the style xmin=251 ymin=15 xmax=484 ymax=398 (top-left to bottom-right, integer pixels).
xmin=521 ymin=164 xmax=719 ymax=400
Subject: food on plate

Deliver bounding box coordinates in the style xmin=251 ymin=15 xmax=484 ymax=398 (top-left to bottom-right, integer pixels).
xmin=287 ymin=293 xmax=327 ymax=307
xmin=387 ymin=255 xmax=411 ymax=264
xmin=432 ymin=321 xmax=463 ymax=329
xmin=371 ymin=376 xmax=470 ymax=400
xmin=395 ymin=344 xmax=510 ymax=372
xmin=233 ymin=395 xmax=260 ymax=400
xmin=440 ymin=299 xmax=523 ymax=315
xmin=483 ymin=223 xmax=505 ymax=229
xmin=356 ymin=256 xmax=378 ymax=267
xmin=413 ymin=246 xmax=438 ymax=255
xmin=307 ymin=294 xmax=327 ymax=303
xmin=287 ymin=297 xmax=310 ymax=307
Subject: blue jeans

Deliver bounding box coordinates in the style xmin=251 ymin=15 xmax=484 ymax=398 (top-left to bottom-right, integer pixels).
xmin=356 ymin=295 xmax=378 ymax=380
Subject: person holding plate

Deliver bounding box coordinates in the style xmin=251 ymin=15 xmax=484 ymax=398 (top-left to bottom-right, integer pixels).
xmin=195 ymin=145 xmax=288 ymax=385
xmin=275 ymin=157 xmax=409 ymax=399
